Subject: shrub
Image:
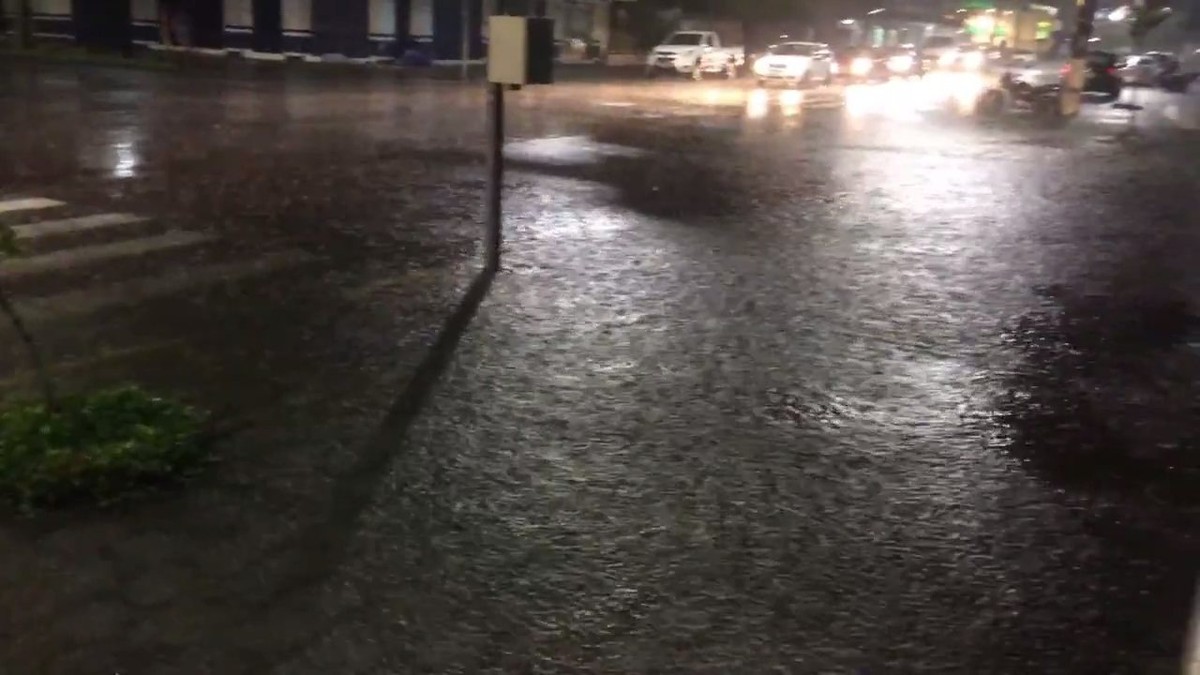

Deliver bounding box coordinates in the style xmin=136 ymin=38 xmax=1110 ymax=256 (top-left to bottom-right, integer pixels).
xmin=0 ymin=386 xmax=209 ymax=510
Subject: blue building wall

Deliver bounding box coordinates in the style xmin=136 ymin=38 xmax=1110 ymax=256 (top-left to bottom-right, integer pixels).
xmin=432 ymin=0 xmax=483 ymax=60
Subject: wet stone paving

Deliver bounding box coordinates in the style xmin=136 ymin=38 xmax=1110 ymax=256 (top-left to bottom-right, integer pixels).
xmin=0 ymin=62 xmax=1197 ymax=674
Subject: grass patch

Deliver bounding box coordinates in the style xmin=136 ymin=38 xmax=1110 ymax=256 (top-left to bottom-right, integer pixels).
xmin=0 ymin=386 xmax=209 ymax=511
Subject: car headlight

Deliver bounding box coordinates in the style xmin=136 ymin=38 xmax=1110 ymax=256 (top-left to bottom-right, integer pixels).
xmin=962 ymin=51 xmax=985 ymax=69
xmin=938 ymin=52 xmax=957 ymax=67
xmin=753 ymin=58 xmax=769 ymax=76
xmin=851 ymin=57 xmax=873 ymax=76
xmin=888 ymin=55 xmax=914 ymax=73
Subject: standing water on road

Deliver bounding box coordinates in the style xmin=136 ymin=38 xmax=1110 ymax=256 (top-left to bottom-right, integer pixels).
xmin=0 ymin=63 xmax=1196 ymax=674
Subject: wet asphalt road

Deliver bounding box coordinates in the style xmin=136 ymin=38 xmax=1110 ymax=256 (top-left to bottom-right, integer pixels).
xmin=1 ymin=63 xmax=1198 ymax=674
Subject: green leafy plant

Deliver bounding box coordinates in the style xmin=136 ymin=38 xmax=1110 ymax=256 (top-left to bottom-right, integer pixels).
xmin=0 ymin=386 xmax=208 ymax=510
xmin=0 ymin=224 xmax=211 ymax=511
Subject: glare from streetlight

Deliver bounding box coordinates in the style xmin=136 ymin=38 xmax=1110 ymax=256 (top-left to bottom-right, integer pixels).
xmin=1108 ymin=5 xmax=1129 ymax=21
xmin=867 ymin=7 xmax=885 ymax=15
xmin=840 ymin=18 xmax=856 ymax=25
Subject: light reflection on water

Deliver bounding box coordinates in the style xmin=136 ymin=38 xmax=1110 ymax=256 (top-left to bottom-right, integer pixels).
xmin=112 ymin=141 xmax=138 ymax=179
xmin=738 ymin=73 xmax=987 ymax=124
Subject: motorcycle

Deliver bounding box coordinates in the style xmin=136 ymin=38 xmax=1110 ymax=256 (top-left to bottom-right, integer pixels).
xmin=976 ymin=72 xmax=1062 ymax=118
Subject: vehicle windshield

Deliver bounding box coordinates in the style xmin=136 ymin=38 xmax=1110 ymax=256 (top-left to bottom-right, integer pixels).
xmin=663 ymin=32 xmax=705 ymax=46
xmin=769 ymin=43 xmax=818 ymax=56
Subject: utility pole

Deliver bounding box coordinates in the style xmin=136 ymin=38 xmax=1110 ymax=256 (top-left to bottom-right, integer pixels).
xmin=461 ymin=0 xmax=470 ymax=80
xmin=485 ymin=0 xmax=507 ymax=272
xmin=1060 ymin=0 xmax=1099 ymax=117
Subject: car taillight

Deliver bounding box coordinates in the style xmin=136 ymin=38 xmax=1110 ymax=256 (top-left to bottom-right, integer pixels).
xmin=1059 ymin=64 xmax=1071 ymax=76
xmin=1106 ymin=66 xmax=1117 ymax=75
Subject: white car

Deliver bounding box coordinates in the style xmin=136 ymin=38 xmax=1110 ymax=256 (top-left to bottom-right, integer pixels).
xmin=646 ymin=30 xmax=745 ymax=79
xmin=752 ymin=42 xmax=835 ymax=87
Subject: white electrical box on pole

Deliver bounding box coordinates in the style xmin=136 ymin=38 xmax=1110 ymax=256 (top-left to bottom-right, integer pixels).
xmin=484 ymin=11 xmax=555 ymax=272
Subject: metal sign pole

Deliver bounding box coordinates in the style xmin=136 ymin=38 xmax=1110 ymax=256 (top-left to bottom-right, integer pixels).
xmin=461 ymin=0 xmax=470 ymax=81
xmin=484 ymin=0 xmax=506 ymax=273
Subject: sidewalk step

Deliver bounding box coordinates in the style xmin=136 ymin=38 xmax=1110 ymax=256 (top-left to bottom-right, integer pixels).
xmin=13 ymin=212 xmax=151 ymax=241
xmin=14 ymin=248 xmax=318 ymax=322
xmin=1 ymin=199 xmax=120 ymax=228
xmin=13 ymin=212 xmax=159 ymax=254
xmin=0 ymin=197 xmax=65 ymax=215
xmin=0 ymin=230 xmax=215 ymax=284
xmin=0 ymin=198 xmax=324 ymax=324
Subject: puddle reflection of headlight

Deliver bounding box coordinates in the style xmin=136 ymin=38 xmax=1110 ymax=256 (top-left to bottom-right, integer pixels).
xmin=888 ymin=55 xmax=915 ymax=73
xmin=953 ymin=75 xmax=985 ymax=109
xmin=746 ymin=89 xmax=769 ymax=119
xmin=780 ymin=89 xmax=803 ymax=116
xmin=844 ymin=84 xmax=873 ymax=118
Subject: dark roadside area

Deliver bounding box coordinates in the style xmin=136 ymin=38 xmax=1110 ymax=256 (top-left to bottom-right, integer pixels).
xmin=0 ymin=43 xmax=648 ymax=82
xmin=0 ymin=59 xmax=1198 ymax=673
xmin=0 ymin=60 xmax=493 ymax=673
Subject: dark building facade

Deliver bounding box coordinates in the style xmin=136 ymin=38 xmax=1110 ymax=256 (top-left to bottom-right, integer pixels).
xmin=4 ymin=0 xmax=618 ymax=61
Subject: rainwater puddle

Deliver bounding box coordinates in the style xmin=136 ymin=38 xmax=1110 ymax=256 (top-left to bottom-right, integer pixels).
xmin=505 ymin=135 xmax=646 ymax=167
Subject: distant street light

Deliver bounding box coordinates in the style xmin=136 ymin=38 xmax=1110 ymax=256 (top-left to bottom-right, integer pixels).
xmin=867 ymin=8 xmax=885 ymax=15
xmin=840 ymin=18 xmax=856 ymax=25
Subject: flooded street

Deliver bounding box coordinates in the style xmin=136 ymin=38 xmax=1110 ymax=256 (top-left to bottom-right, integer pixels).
xmin=0 ymin=63 xmax=1197 ymax=673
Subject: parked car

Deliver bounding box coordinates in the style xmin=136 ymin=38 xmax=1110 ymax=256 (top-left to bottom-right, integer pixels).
xmin=1117 ymin=51 xmax=1179 ymax=86
xmin=645 ymin=30 xmax=745 ymax=79
xmin=880 ymin=46 xmax=923 ymax=78
xmin=837 ymin=47 xmax=913 ymax=82
xmin=837 ymin=48 xmax=883 ymax=82
xmin=922 ymin=35 xmax=967 ymax=69
xmin=752 ymin=41 xmax=835 ymax=87
xmin=947 ymin=45 xmax=989 ymax=71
